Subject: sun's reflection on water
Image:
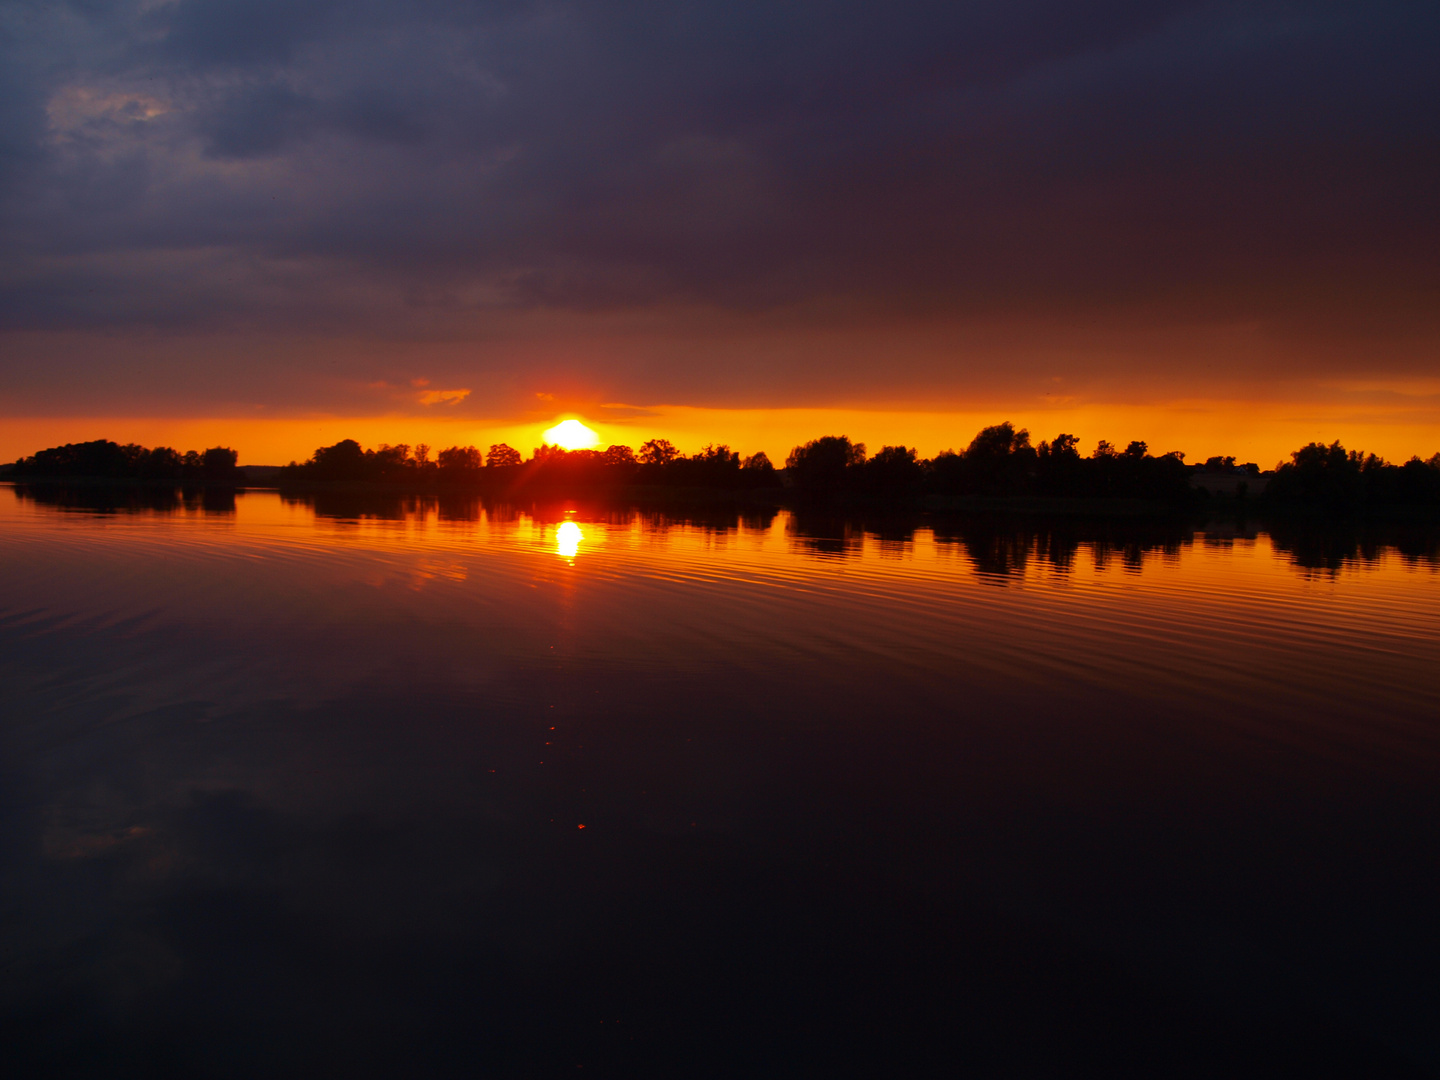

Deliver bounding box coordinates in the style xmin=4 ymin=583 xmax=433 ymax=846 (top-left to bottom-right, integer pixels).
xmin=556 ymin=520 xmax=583 ymax=560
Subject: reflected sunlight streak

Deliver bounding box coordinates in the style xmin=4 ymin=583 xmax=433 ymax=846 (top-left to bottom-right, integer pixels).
xmin=556 ymin=520 xmax=584 ymax=559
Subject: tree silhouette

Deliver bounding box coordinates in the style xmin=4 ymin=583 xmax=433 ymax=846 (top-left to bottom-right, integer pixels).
xmin=437 ymin=445 xmax=483 ymax=473
xmin=1036 ymin=434 xmax=1082 ymax=495
xmin=25 ymin=425 xmax=1430 ymax=512
xmin=639 ymin=439 xmax=679 ymax=466
xmin=530 ymin=443 xmax=571 ymax=465
xmin=741 ymin=451 xmax=777 ymax=487
xmin=1266 ymin=441 xmax=1369 ymax=510
xmin=960 ymin=422 xmax=1035 ymax=496
xmin=201 ymin=446 xmax=239 ymax=483
xmin=309 ymin=439 xmax=369 ymax=481
xmin=12 ymin=440 xmax=131 ymax=478
xmin=786 ymin=436 xmax=865 ymax=495
xmin=680 ymin=444 xmax=742 ymax=488
xmin=11 ymin=439 xmax=238 ymax=484
xmin=142 ymin=446 xmax=182 ymax=480
xmin=1046 ymin=433 xmax=1081 ymax=458
xmin=863 ymin=445 xmax=924 ymax=498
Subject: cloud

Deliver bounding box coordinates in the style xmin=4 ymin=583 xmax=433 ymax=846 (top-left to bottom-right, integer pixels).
xmin=47 ymin=86 xmax=171 ymax=136
xmin=417 ymin=388 xmax=470 ymax=406
xmin=0 ymin=1 xmax=1435 ymax=417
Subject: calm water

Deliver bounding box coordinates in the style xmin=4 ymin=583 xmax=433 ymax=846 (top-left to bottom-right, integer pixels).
xmin=2 ymin=486 xmax=1438 ymax=1077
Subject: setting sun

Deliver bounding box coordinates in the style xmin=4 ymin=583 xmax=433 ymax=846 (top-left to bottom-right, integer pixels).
xmin=543 ymin=418 xmax=600 ymax=451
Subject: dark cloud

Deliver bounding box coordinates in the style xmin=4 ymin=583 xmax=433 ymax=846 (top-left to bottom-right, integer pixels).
xmin=0 ymin=1 xmax=1436 ymax=411
xmin=149 ymin=0 xmax=342 ymax=69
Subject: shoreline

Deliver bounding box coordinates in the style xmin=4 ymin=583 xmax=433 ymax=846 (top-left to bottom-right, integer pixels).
xmin=7 ymin=476 xmax=1438 ymax=521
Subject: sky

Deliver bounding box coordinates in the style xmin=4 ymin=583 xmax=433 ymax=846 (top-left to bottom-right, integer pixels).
xmin=1 ymin=1 xmax=1437 ymax=465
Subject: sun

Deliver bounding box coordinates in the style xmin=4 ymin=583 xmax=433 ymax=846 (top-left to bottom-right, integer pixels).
xmin=543 ymin=418 xmax=600 ymax=450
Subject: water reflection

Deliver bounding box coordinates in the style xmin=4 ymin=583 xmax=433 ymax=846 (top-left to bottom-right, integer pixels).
xmin=274 ymin=491 xmax=781 ymax=535
xmin=2 ymin=485 xmax=1439 ymax=1075
xmin=1267 ymin=517 xmax=1440 ymax=576
xmin=12 ymin=482 xmax=236 ymax=515
xmin=556 ymin=520 xmax=583 ymax=560
xmin=924 ymin=516 xmax=1194 ymax=581
xmin=786 ymin=511 xmax=864 ymax=559
xmin=13 ymin=482 xmax=1440 ymax=583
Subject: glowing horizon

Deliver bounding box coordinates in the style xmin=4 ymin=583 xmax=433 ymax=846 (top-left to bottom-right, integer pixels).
xmin=542 ymin=419 xmax=601 ymax=451
xmin=3 ymin=397 xmax=1438 ymax=474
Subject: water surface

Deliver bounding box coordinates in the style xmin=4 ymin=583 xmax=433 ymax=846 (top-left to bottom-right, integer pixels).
xmin=2 ymin=487 xmax=1438 ymax=1076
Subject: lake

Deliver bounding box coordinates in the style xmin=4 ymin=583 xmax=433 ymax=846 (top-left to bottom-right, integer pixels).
xmin=2 ymin=485 xmax=1437 ymax=1077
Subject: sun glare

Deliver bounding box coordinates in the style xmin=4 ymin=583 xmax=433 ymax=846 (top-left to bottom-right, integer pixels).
xmin=543 ymin=418 xmax=600 ymax=450
xmin=556 ymin=520 xmax=584 ymax=559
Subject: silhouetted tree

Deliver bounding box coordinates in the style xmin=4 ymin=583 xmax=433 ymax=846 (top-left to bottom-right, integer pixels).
xmin=1036 ymin=434 xmax=1082 ymax=495
xmin=142 ymin=446 xmax=183 ymax=480
xmin=201 ymin=446 xmax=239 ymax=484
xmin=929 ymin=423 xmax=1035 ymax=497
xmin=604 ymin=444 xmax=637 ymax=466
xmin=639 ymin=439 xmax=679 ymax=466
xmin=786 ymin=436 xmax=866 ymax=496
xmin=1265 ymin=440 xmax=1440 ymax=512
xmin=530 ymin=443 xmax=571 ymax=465
xmin=12 ymin=439 xmax=133 ymax=478
xmin=10 ymin=439 xmax=238 ymax=484
xmin=487 ymin=443 xmax=522 ymax=468
xmin=974 ymin=423 xmax=1036 ymax=494
xmin=1047 ymin=433 xmax=1081 ymax=457
xmin=1394 ymin=456 xmax=1440 ymax=505
xmin=437 ymin=445 xmax=483 ymax=475
xmin=863 ymin=445 xmax=924 ymax=498
xmin=1266 ymin=441 xmax=1365 ymax=510
xmin=683 ymin=443 xmax=742 ymax=487
xmin=310 ymin=439 xmax=370 ymax=481
xmin=741 ymin=451 xmax=777 ymax=486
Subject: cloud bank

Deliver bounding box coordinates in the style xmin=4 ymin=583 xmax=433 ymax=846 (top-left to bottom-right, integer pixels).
xmin=0 ymin=1 xmax=1436 ymax=423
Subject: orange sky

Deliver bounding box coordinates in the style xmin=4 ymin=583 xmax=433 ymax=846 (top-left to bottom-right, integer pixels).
xmin=5 ymin=393 xmax=1438 ymax=470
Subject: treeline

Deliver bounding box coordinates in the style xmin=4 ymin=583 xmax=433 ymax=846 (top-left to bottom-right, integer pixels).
xmin=273 ymin=425 xmax=1440 ymax=510
xmin=275 ymin=423 xmax=1196 ymax=502
xmin=278 ymin=437 xmax=781 ymax=489
xmin=785 ymin=426 xmax=1193 ymax=501
xmin=1266 ymin=441 xmax=1440 ymax=512
xmin=10 ymin=429 xmax=1440 ymax=513
xmin=7 ymin=440 xmax=239 ymax=483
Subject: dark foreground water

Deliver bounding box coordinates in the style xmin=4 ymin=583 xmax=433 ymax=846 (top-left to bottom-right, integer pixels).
xmin=2 ymin=486 xmax=1438 ymax=1077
